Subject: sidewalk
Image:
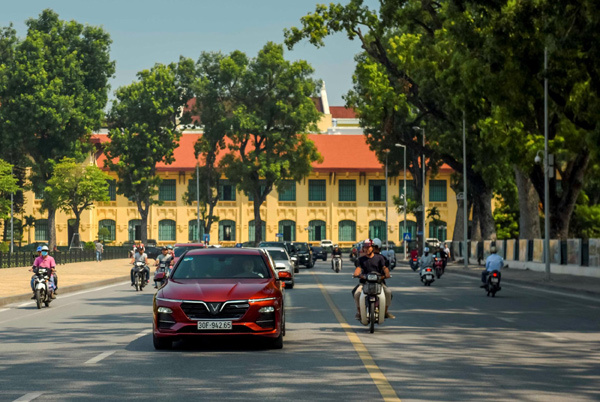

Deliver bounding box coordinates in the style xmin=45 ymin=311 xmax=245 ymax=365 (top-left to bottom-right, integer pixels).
xmin=0 ymin=258 xmax=139 ymax=307
xmin=443 ymin=261 xmax=600 ymax=297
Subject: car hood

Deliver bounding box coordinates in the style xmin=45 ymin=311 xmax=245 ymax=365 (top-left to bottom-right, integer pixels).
xmin=159 ymin=279 xmax=274 ymax=302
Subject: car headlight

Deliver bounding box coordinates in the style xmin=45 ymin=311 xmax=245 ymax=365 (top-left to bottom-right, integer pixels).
xmin=157 ymin=307 xmax=173 ymax=314
xmin=259 ymin=306 xmax=275 ymax=313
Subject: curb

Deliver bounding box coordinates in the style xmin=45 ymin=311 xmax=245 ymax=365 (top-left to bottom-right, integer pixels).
xmin=0 ymin=275 xmax=131 ymax=308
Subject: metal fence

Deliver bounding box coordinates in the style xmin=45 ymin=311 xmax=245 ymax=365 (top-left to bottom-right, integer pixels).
xmin=0 ymin=247 xmax=129 ymax=269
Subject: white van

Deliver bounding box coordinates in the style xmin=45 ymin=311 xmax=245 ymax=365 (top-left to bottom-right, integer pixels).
xmin=320 ymin=239 xmax=333 ymax=249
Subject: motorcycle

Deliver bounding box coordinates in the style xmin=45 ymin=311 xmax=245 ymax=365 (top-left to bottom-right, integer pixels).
xmin=484 ymin=270 xmax=501 ymax=297
xmin=420 ymin=265 xmax=435 ymax=286
xmin=154 ymin=261 xmax=169 ymax=288
xmin=32 ymin=267 xmax=54 ymax=309
xmin=133 ymin=261 xmax=147 ymax=291
xmin=433 ymin=256 xmax=444 ymax=279
xmin=290 ymin=256 xmax=299 ymax=273
xmin=332 ymin=256 xmax=342 ymax=273
xmin=409 ymin=257 xmax=419 ymax=272
xmin=356 ymin=272 xmax=386 ymax=333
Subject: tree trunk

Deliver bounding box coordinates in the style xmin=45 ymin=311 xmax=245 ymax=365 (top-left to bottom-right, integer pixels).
xmin=137 ymin=199 xmax=149 ymax=245
xmin=476 ymin=188 xmax=496 ymax=240
xmin=73 ymin=211 xmax=81 ymax=239
xmin=514 ymin=166 xmax=540 ymax=239
xmin=452 ymin=198 xmax=466 ymax=244
xmin=253 ymin=198 xmax=263 ymax=246
xmin=47 ymin=206 xmax=56 ymax=251
xmin=470 ymin=197 xmax=481 ymax=241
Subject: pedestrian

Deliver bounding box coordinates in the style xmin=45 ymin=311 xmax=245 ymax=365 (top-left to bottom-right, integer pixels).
xmin=95 ymin=239 xmax=104 ymax=262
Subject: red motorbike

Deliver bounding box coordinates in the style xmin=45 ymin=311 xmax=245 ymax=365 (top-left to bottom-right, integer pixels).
xmin=433 ymin=256 xmax=444 ymax=279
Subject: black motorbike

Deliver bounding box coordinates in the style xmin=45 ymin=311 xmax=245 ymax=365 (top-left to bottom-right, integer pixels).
xmin=133 ymin=261 xmax=147 ymax=291
xmin=409 ymin=257 xmax=419 ymax=272
xmin=484 ymin=270 xmax=501 ymax=297
xmin=154 ymin=261 xmax=169 ymax=288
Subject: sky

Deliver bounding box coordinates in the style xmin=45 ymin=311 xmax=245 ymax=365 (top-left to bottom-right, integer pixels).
xmin=1 ymin=0 xmax=380 ymax=107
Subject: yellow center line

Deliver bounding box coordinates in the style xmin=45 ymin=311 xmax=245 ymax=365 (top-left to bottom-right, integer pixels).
xmin=312 ymin=271 xmax=401 ymax=402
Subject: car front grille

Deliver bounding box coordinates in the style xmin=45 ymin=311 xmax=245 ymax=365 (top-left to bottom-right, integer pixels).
xmin=181 ymin=301 xmax=249 ymax=320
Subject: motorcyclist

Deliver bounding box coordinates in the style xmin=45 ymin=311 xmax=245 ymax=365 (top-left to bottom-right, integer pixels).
xmin=130 ymin=245 xmax=150 ymax=286
xmin=419 ymin=247 xmax=434 ymax=270
xmin=29 ymin=245 xmax=56 ymax=299
xmin=331 ymin=244 xmax=342 ymax=270
xmin=481 ymin=245 xmax=503 ymax=287
xmin=154 ymin=247 xmax=173 ymax=288
xmin=353 ymin=238 xmax=394 ymax=320
xmin=441 ymin=243 xmax=450 ymax=269
xmin=372 ymin=238 xmax=389 ymax=267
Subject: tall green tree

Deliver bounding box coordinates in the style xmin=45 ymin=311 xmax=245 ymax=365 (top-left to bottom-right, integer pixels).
xmin=105 ymin=61 xmax=192 ymax=244
xmin=45 ymin=157 xmax=111 ymax=243
xmin=0 ymin=159 xmax=19 ymax=220
xmin=218 ymin=42 xmax=322 ymax=245
xmin=0 ymin=9 xmax=114 ymax=249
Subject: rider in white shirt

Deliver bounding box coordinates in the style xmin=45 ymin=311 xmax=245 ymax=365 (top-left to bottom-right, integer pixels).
xmin=481 ymin=246 xmax=503 ymax=286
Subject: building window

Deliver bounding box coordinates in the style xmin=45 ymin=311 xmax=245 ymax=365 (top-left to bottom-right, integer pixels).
xmin=369 ymin=220 xmax=387 ymax=242
xmin=429 ymin=220 xmax=447 ymax=242
xmin=278 ymin=180 xmax=296 ymax=201
xmin=128 ymin=219 xmax=142 ymax=242
xmin=219 ymin=220 xmax=236 ymax=241
xmin=187 ymin=179 xmax=197 ymax=202
xmin=401 ymin=221 xmax=417 ymax=242
xmin=35 ymin=219 xmax=49 ymax=241
xmin=278 ymin=220 xmax=296 ymax=242
xmin=159 ymin=219 xmax=176 ymax=241
xmin=400 ymin=180 xmax=417 ymax=201
xmin=338 ymin=180 xmax=356 ymax=202
xmin=309 ymin=220 xmax=326 ymax=242
xmin=369 ymin=180 xmax=386 ymax=202
xmin=159 ymin=179 xmax=176 ymax=201
xmin=98 ymin=219 xmax=116 ymax=242
xmin=107 ymin=180 xmax=116 ymax=201
xmin=309 ymin=180 xmax=326 ymax=201
xmin=249 ymin=220 xmax=266 ymax=243
xmin=429 ymin=180 xmax=447 ymax=202
xmin=188 ymin=219 xmax=205 ymax=242
xmin=248 ymin=180 xmax=266 ymax=202
xmin=338 ymin=220 xmax=356 ymax=242
xmin=219 ymin=180 xmax=236 ymax=201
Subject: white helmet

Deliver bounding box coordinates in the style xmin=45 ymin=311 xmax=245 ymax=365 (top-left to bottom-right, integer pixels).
xmin=424 ymin=247 xmax=430 ymax=253
xmin=41 ymin=245 xmax=49 ymax=251
xmin=372 ymin=238 xmax=382 ymax=249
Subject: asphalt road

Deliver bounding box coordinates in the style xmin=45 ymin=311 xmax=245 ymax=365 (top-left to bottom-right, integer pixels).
xmin=1 ymin=259 xmax=599 ymax=401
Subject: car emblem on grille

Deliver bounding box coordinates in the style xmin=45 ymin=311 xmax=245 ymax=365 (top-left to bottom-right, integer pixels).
xmin=208 ymin=303 xmax=221 ymax=315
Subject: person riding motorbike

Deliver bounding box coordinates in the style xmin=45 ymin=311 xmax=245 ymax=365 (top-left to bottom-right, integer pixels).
xmin=419 ymin=247 xmax=434 ymax=270
xmin=29 ymin=245 xmax=56 ymax=299
xmin=372 ymin=238 xmax=389 ymax=266
xmin=481 ymin=245 xmax=503 ymax=287
xmin=331 ymin=244 xmax=342 ymax=270
xmin=353 ymin=238 xmax=394 ymax=320
xmin=441 ymin=243 xmax=450 ymax=269
xmin=154 ymin=247 xmax=173 ymax=288
xmin=130 ymin=245 xmax=150 ymax=286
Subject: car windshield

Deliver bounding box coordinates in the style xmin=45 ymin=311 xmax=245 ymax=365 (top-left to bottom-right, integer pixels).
xmin=267 ymin=250 xmax=288 ymax=260
xmin=171 ymin=254 xmax=271 ymax=280
xmin=295 ymin=243 xmax=309 ymax=252
xmin=174 ymin=246 xmax=203 ymax=257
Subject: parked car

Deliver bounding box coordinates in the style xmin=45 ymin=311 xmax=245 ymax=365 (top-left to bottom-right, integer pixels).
xmin=292 ymin=242 xmax=314 ymax=268
xmin=145 ymin=246 xmax=161 ymax=260
xmin=258 ymin=241 xmax=299 ymax=272
xmin=152 ymin=248 xmax=285 ymax=349
xmin=172 ymin=243 xmax=207 ymax=266
xmin=262 ymin=247 xmax=295 ymax=289
xmin=146 ymin=239 xmax=158 ymax=248
xmin=311 ymin=246 xmax=327 ymax=261
xmin=426 ymin=238 xmax=441 ymax=249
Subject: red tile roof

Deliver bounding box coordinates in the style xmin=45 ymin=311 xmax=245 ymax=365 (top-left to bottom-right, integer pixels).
xmin=92 ymin=133 xmax=451 ymax=173
xmin=330 ymin=106 xmax=357 ymax=119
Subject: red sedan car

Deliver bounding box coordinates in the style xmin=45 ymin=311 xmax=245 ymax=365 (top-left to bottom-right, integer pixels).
xmin=153 ymin=248 xmax=286 ymax=349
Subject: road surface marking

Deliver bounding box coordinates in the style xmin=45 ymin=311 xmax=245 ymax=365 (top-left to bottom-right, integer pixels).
xmin=497 ymin=317 xmax=515 ymax=323
xmin=59 ymin=282 xmax=130 ymax=299
xmin=132 ymin=329 xmax=151 ymax=340
xmin=541 ymin=332 xmax=567 ymax=341
xmin=13 ymin=392 xmax=43 ymax=401
xmin=312 ymin=272 xmax=401 ymax=402
xmin=0 ymin=308 xmax=9 ymax=313
xmin=84 ymin=350 xmax=116 ymax=365
xmin=18 ymin=302 xmax=33 ymax=307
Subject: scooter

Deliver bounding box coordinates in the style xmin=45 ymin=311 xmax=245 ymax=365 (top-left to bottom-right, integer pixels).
xmin=484 ymin=270 xmax=501 ymax=297
xmin=32 ymin=267 xmax=54 ymax=309
xmin=409 ymin=257 xmax=419 ymax=271
xmin=133 ymin=261 xmax=147 ymax=291
xmin=154 ymin=261 xmax=169 ymax=288
xmin=356 ymin=272 xmax=386 ymax=333
xmin=332 ymin=256 xmax=342 ymax=273
xmin=433 ymin=256 xmax=444 ymax=279
xmin=420 ymin=264 xmax=435 ymax=286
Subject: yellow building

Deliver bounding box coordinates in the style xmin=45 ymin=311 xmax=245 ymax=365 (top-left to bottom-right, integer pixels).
xmin=19 ymin=130 xmax=457 ymax=248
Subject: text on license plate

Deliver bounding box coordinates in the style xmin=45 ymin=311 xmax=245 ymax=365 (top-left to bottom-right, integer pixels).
xmin=197 ymin=321 xmax=232 ymax=330
xmin=491 ymin=278 xmax=499 ymax=283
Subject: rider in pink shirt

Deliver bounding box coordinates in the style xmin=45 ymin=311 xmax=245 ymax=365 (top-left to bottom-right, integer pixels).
xmin=30 ymin=245 xmax=56 ymax=298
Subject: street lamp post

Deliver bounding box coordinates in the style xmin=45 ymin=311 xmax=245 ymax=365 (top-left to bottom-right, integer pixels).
xmin=395 ymin=143 xmax=407 ymax=260
xmin=544 ymin=47 xmax=551 ymax=280
xmin=412 ymin=126 xmax=426 ymax=251
xmin=384 ymin=149 xmax=390 ymax=253
xmin=196 ymin=163 xmax=201 ymax=242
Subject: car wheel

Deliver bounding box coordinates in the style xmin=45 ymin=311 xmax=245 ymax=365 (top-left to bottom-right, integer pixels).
xmin=308 ymin=258 xmax=314 ymax=268
xmin=153 ymin=334 xmax=172 ymax=350
xmin=323 ymin=255 xmax=327 ymax=261
xmin=294 ymin=266 xmax=299 ymax=273
xmin=287 ymin=281 xmax=294 ymax=289
xmin=268 ymin=331 xmax=284 ymax=349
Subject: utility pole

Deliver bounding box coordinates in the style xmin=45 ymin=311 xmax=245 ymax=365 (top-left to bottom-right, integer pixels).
xmin=463 ymin=112 xmax=468 ymax=269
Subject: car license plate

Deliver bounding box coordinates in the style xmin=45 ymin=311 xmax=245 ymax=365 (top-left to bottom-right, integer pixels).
xmin=425 ymin=275 xmax=433 ymax=280
xmin=197 ymin=321 xmax=232 ymax=330
xmin=491 ymin=278 xmax=499 ymax=283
